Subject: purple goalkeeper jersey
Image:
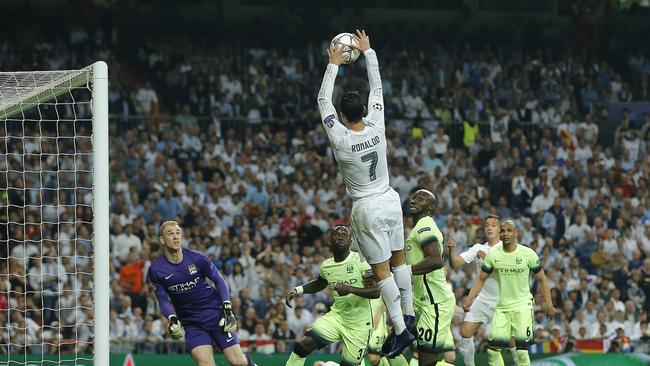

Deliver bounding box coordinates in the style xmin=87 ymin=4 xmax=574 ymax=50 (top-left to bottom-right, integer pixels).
xmin=148 ymin=248 xmax=230 ymax=325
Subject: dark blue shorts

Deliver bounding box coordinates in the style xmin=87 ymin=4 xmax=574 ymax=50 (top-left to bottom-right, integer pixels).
xmin=184 ymin=322 xmax=240 ymax=352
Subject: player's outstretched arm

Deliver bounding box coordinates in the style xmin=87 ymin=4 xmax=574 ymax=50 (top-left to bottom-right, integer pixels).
xmin=285 ymin=276 xmax=328 ymax=308
xmin=447 ymin=238 xmax=466 ymax=270
xmin=410 ymin=237 xmax=444 ymax=275
xmin=316 ymin=44 xmax=344 ymax=120
xmin=464 ymin=270 xmax=489 ymax=312
xmin=535 ymin=269 xmax=557 ymax=318
xmin=352 ymin=30 xmax=384 ymax=127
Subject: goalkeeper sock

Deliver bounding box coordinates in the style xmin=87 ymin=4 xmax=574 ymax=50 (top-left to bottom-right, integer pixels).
xmin=509 ymin=347 xmax=520 ymax=366
xmin=286 ymin=352 xmax=306 ymax=366
xmin=387 ymin=355 xmax=408 ymax=366
xmin=516 ymin=350 xmax=530 ymax=366
xmin=487 ymin=349 xmax=504 ymax=366
xmin=459 ymin=337 xmax=476 ymax=366
xmin=378 ymin=276 xmax=406 ymax=334
xmin=392 ymin=264 xmax=415 ymax=317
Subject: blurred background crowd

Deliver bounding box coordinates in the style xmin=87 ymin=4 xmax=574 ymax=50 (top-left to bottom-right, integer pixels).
xmin=0 ymin=0 xmax=649 ymax=358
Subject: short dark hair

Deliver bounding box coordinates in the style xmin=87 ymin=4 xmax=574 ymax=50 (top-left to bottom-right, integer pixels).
xmin=339 ymin=91 xmax=365 ymax=122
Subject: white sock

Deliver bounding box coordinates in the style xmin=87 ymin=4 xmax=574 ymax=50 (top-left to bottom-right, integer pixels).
xmin=392 ymin=264 xmax=415 ymax=317
xmin=378 ymin=276 xmax=406 ymax=334
xmin=509 ymin=347 xmax=520 ymax=366
xmin=459 ymin=337 xmax=476 ymax=366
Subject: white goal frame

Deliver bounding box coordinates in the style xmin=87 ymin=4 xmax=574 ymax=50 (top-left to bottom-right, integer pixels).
xmin=0 ymin=61 xmax=109 ymax=366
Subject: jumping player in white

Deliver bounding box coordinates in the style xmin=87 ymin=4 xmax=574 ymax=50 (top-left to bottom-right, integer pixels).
xmin=447 ymin=215 xmax=519 ymax=366
xmin=317 ymin=29 xmax=415 ymax=357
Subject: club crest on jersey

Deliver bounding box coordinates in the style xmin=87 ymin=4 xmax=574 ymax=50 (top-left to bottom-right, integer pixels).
xmin=188 ymin=264 xmax=198 ymax=274
xmin=516 ymin=257 xmax=522 ymax=264
xmin=346 ymin=264 xmax=354 ymax=274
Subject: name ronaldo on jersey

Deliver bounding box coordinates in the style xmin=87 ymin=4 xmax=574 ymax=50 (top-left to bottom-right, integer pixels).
xmin=351 ymin=136 xmax=380 ymax=152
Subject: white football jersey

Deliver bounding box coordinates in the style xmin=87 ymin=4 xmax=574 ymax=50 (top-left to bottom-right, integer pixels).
xmin=317 ymin=49 xmax=389 ymax=201
xmin=460 ymin=241 xmax=502 ymax=304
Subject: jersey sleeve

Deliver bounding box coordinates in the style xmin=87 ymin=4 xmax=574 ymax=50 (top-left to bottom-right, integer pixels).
xmin=416 ymin=217 xmax=442 ymax=248
xmin=459 ymin=244 xmax=480 ymax=264
xmin=318 ymin=264 xmax=327 ymax=281
xmin=481 ymin=250 xmax=495 ymax=273
xmin=527 ymin=248 xmax=542 ymax=273
xmin=317 ymin=64 xmax=347 ymax=144
xmin=147 ymin=267 xmax=175 ymax=318
xmin=195 ymin=250 xmax=231 ymax=303
xmin=364 ymin=49 xmax=384 ymax=130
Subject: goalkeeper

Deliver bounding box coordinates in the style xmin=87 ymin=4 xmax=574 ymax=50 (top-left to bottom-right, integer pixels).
xmin=148 ymin=220 xmax=255 ymax=366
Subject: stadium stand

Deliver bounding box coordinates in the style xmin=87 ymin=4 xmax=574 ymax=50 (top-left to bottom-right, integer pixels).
xmin=1 ymin=2 xmax=649 ymax=358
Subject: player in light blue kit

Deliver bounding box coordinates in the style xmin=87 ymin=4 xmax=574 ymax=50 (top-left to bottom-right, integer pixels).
xmin=148 ymin=220 xmax=256 ymax=366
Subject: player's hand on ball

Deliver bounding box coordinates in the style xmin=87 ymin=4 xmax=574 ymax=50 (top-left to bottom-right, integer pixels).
xmin=327 ymin=43 xmax=346 ymax=66
xmin=168 ymin=315 xmax=183 ymax=339
xmin=335 ymin=284 xmax=351 ymax=296
xmin=219 ymin=301 xmax=237 ymax=333
xmin=352 ymin=29 xmax=370 ymax=52
xmin=285 ymin=289 xmax=300 ymax=308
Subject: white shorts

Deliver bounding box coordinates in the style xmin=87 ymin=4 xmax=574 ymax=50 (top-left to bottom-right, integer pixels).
xmin=350 ymin=188 xmax=404 ymax=265
xmin=464 ymin=298 xmax=496 ymax=324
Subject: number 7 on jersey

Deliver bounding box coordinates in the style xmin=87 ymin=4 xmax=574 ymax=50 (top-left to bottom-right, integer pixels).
xmin=361 ymin=151 xmax=378 ymax=181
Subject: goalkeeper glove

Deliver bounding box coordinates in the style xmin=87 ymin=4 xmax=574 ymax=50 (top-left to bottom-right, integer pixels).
xmin=219 ymin=301 xmax=237 ymax=333
xmin=168 ymin=315 xmax=183 ymax=339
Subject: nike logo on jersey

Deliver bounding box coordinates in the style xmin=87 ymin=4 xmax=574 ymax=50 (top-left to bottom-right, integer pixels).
xmin=226 ymin=332 xmax=233 ymax=342
xmin=165 ymin=274 xmax=174 ymax=279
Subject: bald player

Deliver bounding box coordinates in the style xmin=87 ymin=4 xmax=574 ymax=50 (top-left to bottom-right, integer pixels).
xmin=447 ymin=215 xmax=520 ymax=366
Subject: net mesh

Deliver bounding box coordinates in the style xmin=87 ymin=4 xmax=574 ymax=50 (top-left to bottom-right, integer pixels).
xmin=0 ymin=68 xmax=95 ymax=364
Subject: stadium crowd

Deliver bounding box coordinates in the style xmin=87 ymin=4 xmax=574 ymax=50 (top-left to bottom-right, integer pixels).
xmin=1 ymin=22 xmax=650 ymax=358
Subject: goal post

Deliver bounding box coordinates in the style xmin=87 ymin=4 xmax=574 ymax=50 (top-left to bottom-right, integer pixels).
xmin=0 ymin=61 xmax=109 ymax=366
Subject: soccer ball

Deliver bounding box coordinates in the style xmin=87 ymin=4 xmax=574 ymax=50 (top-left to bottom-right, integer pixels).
xmin=330 ymin=33 xmax=360 ymax=64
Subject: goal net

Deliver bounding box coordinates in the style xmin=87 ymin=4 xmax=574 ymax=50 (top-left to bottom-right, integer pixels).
xmin=0 ymin=63 xmax=109 ymax=366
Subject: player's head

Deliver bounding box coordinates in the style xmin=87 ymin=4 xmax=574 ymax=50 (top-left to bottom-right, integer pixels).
xmin=484 ymin=214 xmax=500 ymax=240
xmin=339 ymin=91 xmax=366 ymax=125
xmin=329 ymin=225 xmax=351 ymax=255
xmin=159 ymin=220 xmax=182 ymax=251
xmin=499 ymin=219 xmax=517 ymax=246
xmin=408 ymin=189 xmax=437 ymax=217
